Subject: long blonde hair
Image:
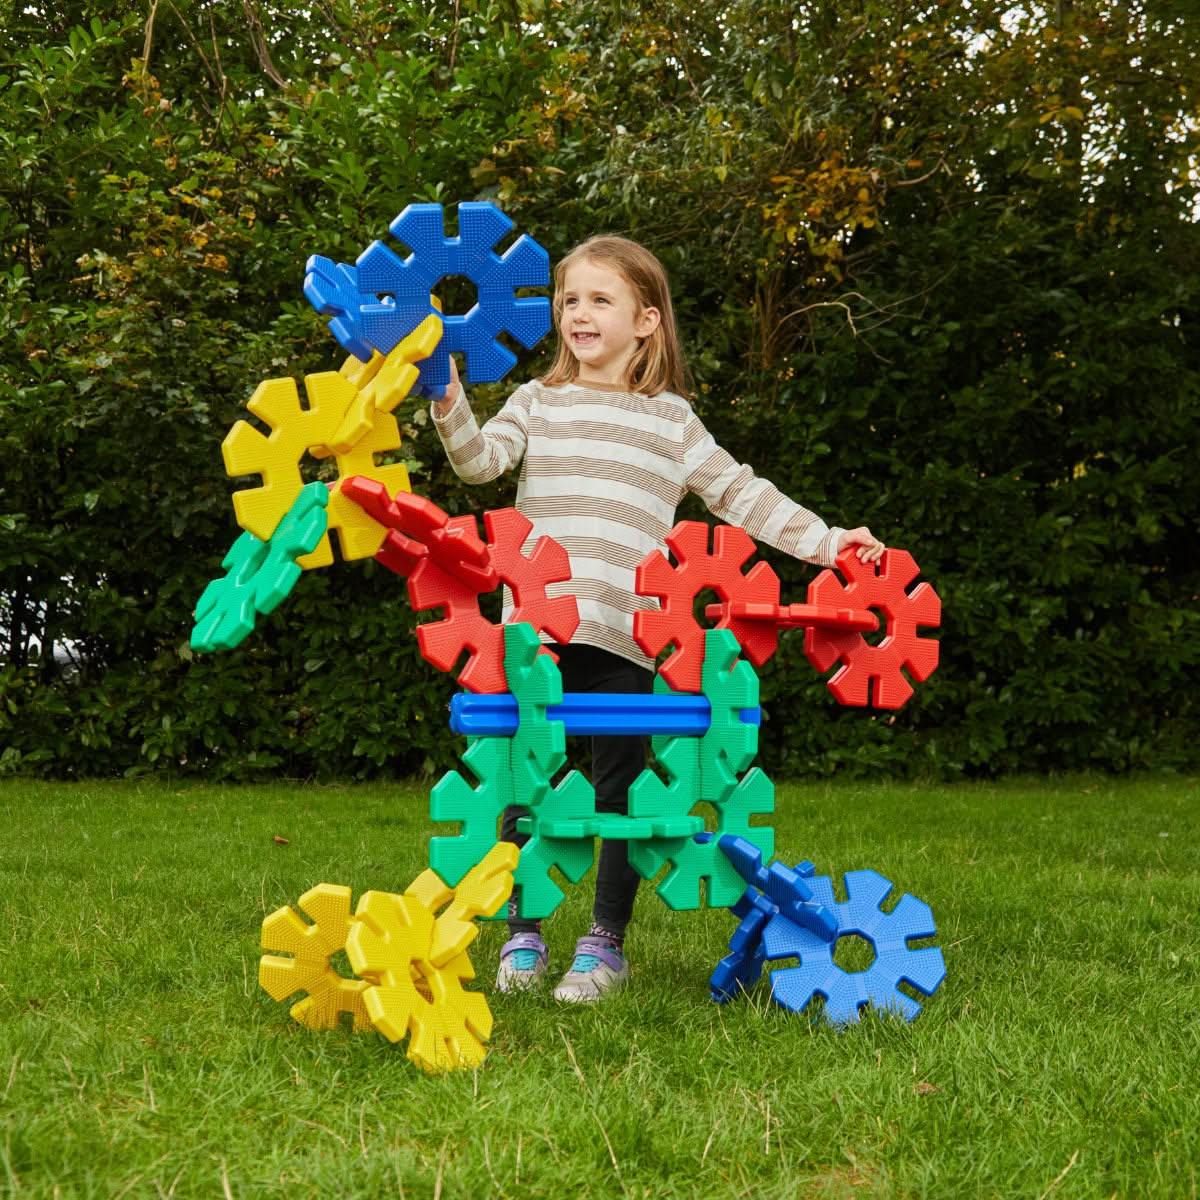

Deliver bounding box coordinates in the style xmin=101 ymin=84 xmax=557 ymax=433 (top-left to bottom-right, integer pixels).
xmin=539 ymin=235 xmax=694 ymax=397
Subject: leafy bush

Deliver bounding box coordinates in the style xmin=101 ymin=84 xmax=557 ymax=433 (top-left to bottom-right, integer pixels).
xmin=2 ymin=2 xmax=1197 ymax=779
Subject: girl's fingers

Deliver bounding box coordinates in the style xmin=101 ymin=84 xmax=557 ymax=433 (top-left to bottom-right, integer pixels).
xmin=841 ymin=526 xmax=885 ymax=562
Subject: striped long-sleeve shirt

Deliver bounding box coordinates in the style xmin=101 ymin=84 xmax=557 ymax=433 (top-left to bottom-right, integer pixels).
xmin=431 ymin=377 xmax=845 ymax=669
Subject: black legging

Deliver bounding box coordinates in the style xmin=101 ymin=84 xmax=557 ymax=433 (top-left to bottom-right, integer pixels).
xmin=503 ymin=640 xmax=653 ymax=938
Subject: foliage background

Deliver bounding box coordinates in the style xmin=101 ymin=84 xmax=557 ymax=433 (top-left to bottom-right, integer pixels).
xmin=1 ymin=0 xmax=1197 ymax=781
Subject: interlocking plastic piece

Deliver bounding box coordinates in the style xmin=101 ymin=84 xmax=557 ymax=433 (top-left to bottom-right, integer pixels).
xmin=358 ymin=493 xmax=578 ymax=694
xmin=764 ymin=869 xmax=946 ymax=1024
xmin=429 ymin=737 xmax=513 ymax=887
xmin=403 ymin=843 xmax=521 ymax=968
xmin=804 ymin=548 xmax=941 ymax=708
xmin=704 ymin=600 xmax=879 ymax=634
xmin=341 ymin=476 xmax=497 ymax=590
xmin=692 ymin=629 xmax=759 ymax=804
xmin=191 ymin=481 xmax=329 ymax=652
xmin=448 ymin=691 xmax=761 ymax=737
xmin=509 ymin=773 xmax=596 ymax=918
xmin=709 ymin=887 xmax=776 ymax=1003
xmin=634 ymin=522 xmax=782 ymax=692
xmin=484 ymin=508 xmax=579 ymax=644
xmin=320 ymin=313 xmax=443 ymax=454
xmin=504 ymin=623 xmax=565 ymax=806
xmin=623 ymin=634 xmax=774 ymax=911
xmin=258 ymin=883 xmax=373 ymax=1032
xmin=709 ymin=840 xmax=946 ymax=1024
xmin=627 ymin=768 xmax=775 ymax=910
xmin=221 ymin=367 xmax=410 ymax=568
xmin=717 ymin=834 xmax=837 ymax=941
xmin=503 ymin=623 xmax=597 ymax=917
xmin=304 ymin=202 xmax=552 ymax=387
xmin=625 ymin=733 xmax=703 ymax=832
xmin=344 ymin=844 xmax=517 ymax=1073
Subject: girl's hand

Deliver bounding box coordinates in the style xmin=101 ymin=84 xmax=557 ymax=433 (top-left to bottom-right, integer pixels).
xmin=838 ymin=526 xmax=885 ymax=564
xmin=430 ymin=356 xmax=462 ymax=418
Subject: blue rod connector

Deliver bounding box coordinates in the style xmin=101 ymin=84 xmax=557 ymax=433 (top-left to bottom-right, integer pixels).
xmin=449 ymin=692 xmax=761 ymax=737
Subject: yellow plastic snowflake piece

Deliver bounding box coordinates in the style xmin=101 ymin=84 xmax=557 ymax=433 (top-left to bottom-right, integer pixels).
xmin=221 ymin=317 xmax=440 ymax=569
xmin=421 ymin=843 xmax=520 ymax=968
xmin=318 ymin=312 xmax=443 ymax=456
xmin=345 ymin=843 xmax=518 ymax=1074
xmin=258 ymin=883 xmax=374 ymax=1032
xmin=347 ymin=890 xmax=491 ymax=1073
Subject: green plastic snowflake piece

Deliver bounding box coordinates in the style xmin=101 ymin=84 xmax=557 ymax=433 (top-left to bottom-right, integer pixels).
xmin=504 ymin=623 xmax=567 ymax=806
xmin=429 ymin=736 xmax=513 ymax=887
xmin=510 ymin=770 xmax=597 ymax=918
xmin=629 ymin=767 xmax=776 ymax=911
xmin=628 ymin=728 xmax=703 ymax=829
xmin=692 ymin=628 xmax=760 ymax=804
xmin=191 ymin=481 xmax=329 ymax=652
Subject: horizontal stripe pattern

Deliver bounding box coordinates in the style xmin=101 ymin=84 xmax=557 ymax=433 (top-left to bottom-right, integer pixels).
xmin=433 ymin=379 xmax=844 ymax=667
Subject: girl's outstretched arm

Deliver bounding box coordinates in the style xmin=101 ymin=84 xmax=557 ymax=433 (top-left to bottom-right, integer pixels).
xmin=430 ymin=357 xmax=531 ymax=484
xmin=682 ymin=408 xmax=846 ymax=567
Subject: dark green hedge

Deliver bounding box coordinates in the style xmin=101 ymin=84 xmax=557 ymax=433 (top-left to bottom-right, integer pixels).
xmin=2 ymin=2 xmax=1197 ymax=780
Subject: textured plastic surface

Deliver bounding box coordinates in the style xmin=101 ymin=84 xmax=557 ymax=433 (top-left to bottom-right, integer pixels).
xmin=221 ymin=368 xmax=409 ymax=567
xmin=448 ymin=691 xmax=761 ymax=737
xmin=341 ymin=476 xmax=496 ymax=590
xmin=503 ymin=624 xmax=596 ymax=917
xmin=259 ymin=882 xmax=373 ymax=1032
xmin=627 ymin=769 xmax=776 ymax=910
xmin=191 ymin=481 xmax=329 ymax=652
xmin=508 ymin=771 xmax=597 ymax=918
xmin=764 ymin=869 xmax=946 ymax=1024
xmin=804 ymin=548 xmax=942 ymax=708
xmin=321 ymin=313 xmax=443 ymax=454
xmin=624 ymin=631 xmax=775 ymax=910
xmin=704 ymin=600 xmax=879 ymax=634
xmin=708 ymin=838 xmax=946 ymax=1025
xmin=304 ymin=202 xmax=552 ymax=386
xmin=343 ymin=844 xmax=517 ymax=1073
xmin=634 ymin=522 xmax=782 ymax=692
xmin=484 ymin=507 xmax=579 ymax=646
xmin=429 ymin=736 xmax=513 ymax=887
xmin=362 ymin=494 xmax=577 ymax=694
xmin=404 ymin=843 xmax=520 ymax=968
xmin=692 ymin=629 xmax=760 ymax=804
xmin=717 ymin=834 xmax=836 ymax=940
xmin=709 ymin=887 xmax=776 ymax=1003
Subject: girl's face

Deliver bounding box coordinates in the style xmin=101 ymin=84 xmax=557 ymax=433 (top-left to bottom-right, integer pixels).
xmin=559 ymin=258 xmax=660 ymax=386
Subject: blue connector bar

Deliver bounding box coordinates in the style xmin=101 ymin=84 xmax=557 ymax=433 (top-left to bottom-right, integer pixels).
xmin=449 ymin=692 xmax=762 ymax=737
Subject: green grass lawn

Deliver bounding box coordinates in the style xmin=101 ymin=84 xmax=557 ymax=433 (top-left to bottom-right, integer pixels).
xmin=1 ymin=775 xmax=1197 ymax=1198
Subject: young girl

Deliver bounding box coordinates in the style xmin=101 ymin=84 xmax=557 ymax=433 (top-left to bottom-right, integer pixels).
xmin=430 ymin=235 xmax=883 ymax=1003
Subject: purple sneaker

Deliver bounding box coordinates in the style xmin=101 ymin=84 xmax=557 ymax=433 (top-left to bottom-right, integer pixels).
xmin=496 ymin=932 xmax=548 ymax=992
xmin=553 ymin=936 xmax=629 ymax=1003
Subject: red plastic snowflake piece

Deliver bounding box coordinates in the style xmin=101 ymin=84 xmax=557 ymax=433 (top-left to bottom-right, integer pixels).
xmin=341 ymin=480 xmax=580 ymax=693
xmin=634 ymin=522 xmax=781 ymax=692
xmin=340 ymin=476 xmax=496 ymax=588
xmin=803 ymin=548 xmax=941 ymax=709
xmin=703 ymin=601 xmax=880 ymax=634
xmin=484 ymin=508 xmax=579 ymax=648
xmin=408 ymin=556 xmax=508 ymax=692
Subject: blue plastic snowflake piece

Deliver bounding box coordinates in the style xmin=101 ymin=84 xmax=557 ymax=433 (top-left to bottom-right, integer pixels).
xmin=718 ymin=834 xmax=837 ymax=940
xmin=304 ymin=202 xmax=551 ymax=387
xmin=764 ymin=870 xmax=947 ymax=1026
xmin=709 ymin=888 xmax=775 ymax=1003
xmin=302 ymin=257 xmax=377 ymax=361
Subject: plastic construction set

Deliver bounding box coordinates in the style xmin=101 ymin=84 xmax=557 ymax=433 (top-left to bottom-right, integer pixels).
xmin=190 ymin=203 xmax=947 ymax=1074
